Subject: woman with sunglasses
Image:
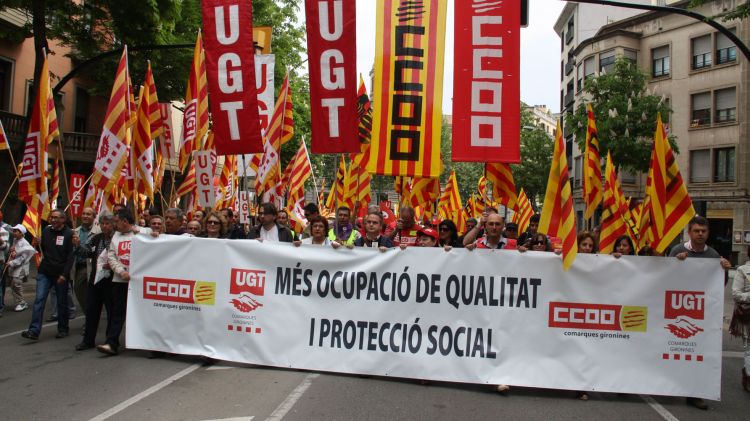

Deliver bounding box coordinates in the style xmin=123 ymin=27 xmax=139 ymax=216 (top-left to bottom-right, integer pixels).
xmin=437 ymin=220 xmax=462 ymax=248
xmin=518 ymin=233 xmax=552 ymax=252
xmin=201 ymin=212 xmax=228 ymax=239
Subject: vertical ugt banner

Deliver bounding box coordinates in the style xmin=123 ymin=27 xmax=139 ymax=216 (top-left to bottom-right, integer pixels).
xmin=195 ymin=151 xmax=216 ymax=208
xmin=202 ymin=0 xmax=263 ymax=155
xmin=452 ymin=1 xmax=520 ymax=163
xmin=305 ymin=0 xmax=360 ymax=154
xmin=367 ymin=0 xmax=447 ymax=178
xmin=68 ymin=174 xmax=86 ymax=217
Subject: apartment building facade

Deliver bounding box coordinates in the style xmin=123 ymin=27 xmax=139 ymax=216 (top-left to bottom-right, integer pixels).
xmin=555 ymin=0 xmax=747 ymax=263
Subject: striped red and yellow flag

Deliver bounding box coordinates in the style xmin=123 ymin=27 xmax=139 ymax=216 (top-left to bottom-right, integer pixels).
xmin=18 ymin=52 xmax=55 ymax=209
xmin=645 ymin=114 xmax=695 ymax=253
xmin=133 ymin=82 xmax=155 ymax=200
xmin=477 ymin=176 xmax=490 ymax=204
xmin=91 ymin=48 xmax=131 ymax=193
xmin=438 ymin=170 xmax=462 ymax=215
xmin=176 ymin=164 xmax=196 ymax=198
xmin=22 ymin=205 xmax=41 ymax=239
xmin=49 ymin=159 xmax=59 ymax=207
xmin=539 ymin=120 xmax=578 ymax=270
xmin=267 ymin=73 xmax=294 ymax=150
xmin=216 ymin=155 xmax=236 ymax=209
xmin=512 ymin=188 xmax=534 ymax=234
xmin=367 ymin=0 xmax=446 ymax=178
xmin=0 ymin=119 xmax=9 ymax=151
xmin=326 ymin=156 xmax=347 ymax=210
xmin=394 ymin=176 xmax=411 ymax=205
xmin=285 ymin=140 xmax=313 ymax=206
xmin=598 ymin=153 xmax=628 ymax=254
xmin=342 ymin=158 xmax=359 ymax=209
xmin=179 ymin=32 xmax=209 ymax=171
xmin=583 ymin=104 xmax=602 ymax=220
xmin=486 ymin=163 xmax=518 ymax=211
xmin=144 ymin=61 xmax=163 ymax=139
xmin=409 ymin=176 xmax=440 ymax=209
xmin=357 ymin=74 xmax=372 ymax=145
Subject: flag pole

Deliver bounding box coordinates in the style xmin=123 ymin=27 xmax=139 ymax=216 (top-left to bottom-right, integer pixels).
xmin=302 ymin=136 xmax=319 ymax=203
xmin=0 ymin=174 xmax=18 ymax=209
xmin=61 ymin=172 xmax=94 ymax=213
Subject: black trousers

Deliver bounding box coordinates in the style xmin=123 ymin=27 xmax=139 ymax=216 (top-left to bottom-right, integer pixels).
xmin=82 ymin=278 xmax=112 ymax=346
xmin=106 ymin=282 xmax=128 ymax=349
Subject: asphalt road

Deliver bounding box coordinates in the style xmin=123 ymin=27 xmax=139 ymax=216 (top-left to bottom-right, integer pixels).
xmin=0 ymin=274 xmax=748 ymax=421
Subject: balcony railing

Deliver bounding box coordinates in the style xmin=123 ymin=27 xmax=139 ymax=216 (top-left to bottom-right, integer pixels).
xmin=0 ymin=110 xmax=26 ymax=142
xmin=563 ymin=91 xmax=575 ymax=108
xmin=62 ymin=131 xmax=99 ymax=162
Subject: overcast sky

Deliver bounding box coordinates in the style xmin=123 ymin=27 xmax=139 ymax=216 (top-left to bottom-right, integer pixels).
xmin=298 ymin=0 xmax=566 ymax=114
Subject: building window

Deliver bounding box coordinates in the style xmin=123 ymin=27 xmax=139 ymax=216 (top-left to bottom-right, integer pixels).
xmin=584 ymin=56 xmax=595 ymax=79
xmin=690 ymin=149 xmax=710 ymax=183
xmin=691 ymin=92 xmax=711 ymax=127
xmin=599 ymin=50 xmax=615 ymax=73
xmin=576 ymin=64 xmax=584 ymax=91
xmin=652 ymin=45 xmax=670 ymax=77
xmin=566 ymin=18 xmax=574 ymax=45
xmin=621 ymin=169 xmax=636 ymax=185
xmin=714 ymin=147 xmax=735 ymax=182
xmin=74 ymin=87 xmax=90 ymax=132
xmin=623 ymin=49 xmax=637 ymax=64
xmin=574 ymin=156 xmax=582 ymax=188
xmin=715 ymin=88 xmax=736 ymax=123
xmin=0 ymin=58 xmax=12 ymax=112
xmin=691 ymin=35 xmax=712 ymax=69
xmin=716 ymin=29 xmax=737 ymax=65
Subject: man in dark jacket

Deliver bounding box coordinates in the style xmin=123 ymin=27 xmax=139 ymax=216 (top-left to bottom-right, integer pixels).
xmin=22 ymin=209 xmax=75 ymax=340
xmin=248 ymin=203 xmax=293 ymax=242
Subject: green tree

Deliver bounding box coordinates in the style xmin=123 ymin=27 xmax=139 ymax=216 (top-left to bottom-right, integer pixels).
xmin=565 ymin=58 xmax=675 ymax=174
xmin=512 ymin=106 xmax=553 ymax=209
xmin=689 ymin=0 xmax=750 ymax=21
xmin=440 ymin=117 xmax=484 ymax=202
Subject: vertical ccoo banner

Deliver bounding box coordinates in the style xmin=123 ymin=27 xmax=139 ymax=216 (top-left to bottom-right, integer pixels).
xmin=202 ymin=0 xmax=263 ymax=155
xmin=452 ymin=0 xmax=520 ymax=163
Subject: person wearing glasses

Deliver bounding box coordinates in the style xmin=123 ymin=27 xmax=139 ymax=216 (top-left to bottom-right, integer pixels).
xmin=248 ymin=203 xmax=294 ymax=243
xmin=294 ymin=216 xmax=338 ymax=248
xmin=201 ymin=212 xmax=228 ymax=239
xmin=518 ymin=233 xmax=553 ymax=252
xmin=300 ymin=203 xmax=320 ymax=239
xmin=353 ymin=212 xmax=393 ymax=251
xmin=437 ymin=219 xmax=462 ymax=248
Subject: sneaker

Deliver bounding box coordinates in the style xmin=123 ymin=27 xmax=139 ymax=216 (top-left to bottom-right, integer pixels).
xmin=55 ymin=331 xmax=69 ymax=339
xmin=21 ymin=330 xmax=39 ymax=340
xmin=686 ymin=397 xmax=708 ymax=410
xmin=97 ymin=343 xmax=118 ymax=356
xmin=14 ymin=303 xmax=28 ymax=312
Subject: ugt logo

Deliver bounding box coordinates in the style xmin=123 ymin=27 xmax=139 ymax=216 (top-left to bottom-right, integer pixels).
xmin=664 ymin=291 xmax=705 ymax=339
xmin=230 ymin=268 xmax=265 ymax=313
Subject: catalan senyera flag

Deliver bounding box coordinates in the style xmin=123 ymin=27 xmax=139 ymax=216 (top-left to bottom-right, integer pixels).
xmin=91 ymin=47 xmax=131 ymax=193
xmin=513 ymin=188 xmax=534 ymax=234
xmin=285 ymin=140 xmax=313 ymax=206
xmin=256 ymin=73 xmax=293 ymax=195
xmin=485 ymin=163 xmax=518 ymax=211
xmin=409 ymin=177 xmax=440 ymax=209
xmin=598 ymin=153 xmax=628 ymax=254
xmin=335 ymin=155 xmax=347 ymax=207
xmin=357 ymin=74 xmax=373 ymax=145
xmin=368 ymin=0 xmax=446 ymax=178
xmin=645 ymin=114 xmax=695 ymax=254
xmin=18 ymin=52 xmax=57 ymax=225
xmin=342 ymin=159 xmax=359 ymax=210
xmin=179 ymin=32 xmax=209 ymax=171
xmin=49 ymin=159 xmax=59 ymax=206
xmin=176 ymin=164 xmax=196 ymax=198
xmin=22 ymin=205 xmax=41 ymax=238
xmin=144 ymin=61 xmax=163 ymax=139
xmin=539 ymin=120 xmax=577 ymax=270
xmin=0 ymin=118 xmax=9 ymax=151
xmin=133 ymin=83 xmax=155 ymax=200
xmin=349 ymin=144 xmax=372 ymax=209
xmin=583 ymin=104 xmax=603 ymax=220
xmin=477 ymin=176 xmax=489 ymax=204
xmin=216 ymin=155 xmax=236 ymax=209
xmin=438 ymin=170 xmax=462 ymax=215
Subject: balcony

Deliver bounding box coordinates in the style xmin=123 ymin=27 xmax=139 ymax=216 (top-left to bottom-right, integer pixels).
xmin=0 ymin=110 xmax=99 ymax=162
xmin=564 ymin=60 xmax=575 ymax=76
xmin=563 ymin=91 xmax=575 ymax=108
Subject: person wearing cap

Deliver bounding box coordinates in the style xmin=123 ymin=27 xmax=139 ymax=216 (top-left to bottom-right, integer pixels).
xmin=465 ymin=214 xmax=516 ymax=250
xmin=415 ymin=227 xmax=439 ymax=248
xmin=504 ymin=222 xmax=519 ymax=240
xmin=3 ymin=224 xmax=34 ymax=312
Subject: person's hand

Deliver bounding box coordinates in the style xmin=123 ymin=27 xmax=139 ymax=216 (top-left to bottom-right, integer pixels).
xmin=378 ymin=246 xmax=388 ymax=253
xmin=131 ymin=227 xmax=140 ymax=234
xmin=256 ymin=238 xmax=263 ymax=243
xmin=150 ymin=231 xmax=160 ymax=238
xmin=293 ymin=240 xmax=302 ymax=247
xmin=674 ymin=251 xmax=688 ymax=260
xmin=121 ymin=271 xmax=130 ymax=281
xmin=517 ymin=245 xmax=527 ymax=253
xmin=612 ymin=252 xmax=623 ymax=259
xmin=345 ymin=243 xmax=354 ymax=250
xmin=553 ymin=249 xmax=562 ymax=255
xmin=399 ymin=244 xmax=408 ymax=250
xmin=57 ymin=275 xmax=66 ymax=284
xmin=72 ymin=234 xmax=80 ymax=247
xmin=443 ymin=245 xmax=452 ymax=252
xmin=720 ymin=257 xmax=731 ymax=270
xmin=466 ymin=243 xmax=477 ymax=251
xmin=331 ymin=241 xmax=342 ymax=249
xmin=478 ymin=214 xmax=488 ymax=229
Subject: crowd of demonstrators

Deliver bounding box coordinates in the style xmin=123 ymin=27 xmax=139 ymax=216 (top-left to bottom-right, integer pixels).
xmin=0 ymin=210 xmax=11 ymax=316
xmin=1 ymin=201 xmax=741 ymax=408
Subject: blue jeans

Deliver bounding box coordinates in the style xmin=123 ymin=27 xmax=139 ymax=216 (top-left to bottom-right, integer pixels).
xmin=28 ymin=273 xmax=69 ymax=335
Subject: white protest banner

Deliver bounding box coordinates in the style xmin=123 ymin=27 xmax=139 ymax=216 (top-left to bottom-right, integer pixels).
xmin=194 ymin=150 xmax=216 ymax=208
xmin=127 ymin=236 xmax=723 ymax=400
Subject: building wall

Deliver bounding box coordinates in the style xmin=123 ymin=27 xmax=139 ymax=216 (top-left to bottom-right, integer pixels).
xmin=556 ymin=0 xmax=749 ymax=263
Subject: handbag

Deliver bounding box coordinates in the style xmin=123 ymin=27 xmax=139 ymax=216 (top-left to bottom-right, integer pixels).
xmin=729 ymin=302 xmax=750 ymax=337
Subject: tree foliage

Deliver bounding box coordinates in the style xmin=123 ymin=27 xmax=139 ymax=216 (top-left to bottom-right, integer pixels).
xmin=440 ymin=118 xmax=484 ymax=202
xmin=689 ymin=0 xmax=750 ymax=21
xmin=512 ymin=106 xmax=553 ymax=209
xmin=565 ymin=58 xmax=675 ymax=174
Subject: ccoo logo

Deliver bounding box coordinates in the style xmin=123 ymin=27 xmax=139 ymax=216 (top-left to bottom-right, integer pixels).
xmin=143 ymin=277 xmax=215 ymax=305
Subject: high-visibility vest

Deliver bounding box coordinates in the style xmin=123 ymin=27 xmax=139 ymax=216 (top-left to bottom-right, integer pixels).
xmin=328 ymin=228 xmax=357 ymax=245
